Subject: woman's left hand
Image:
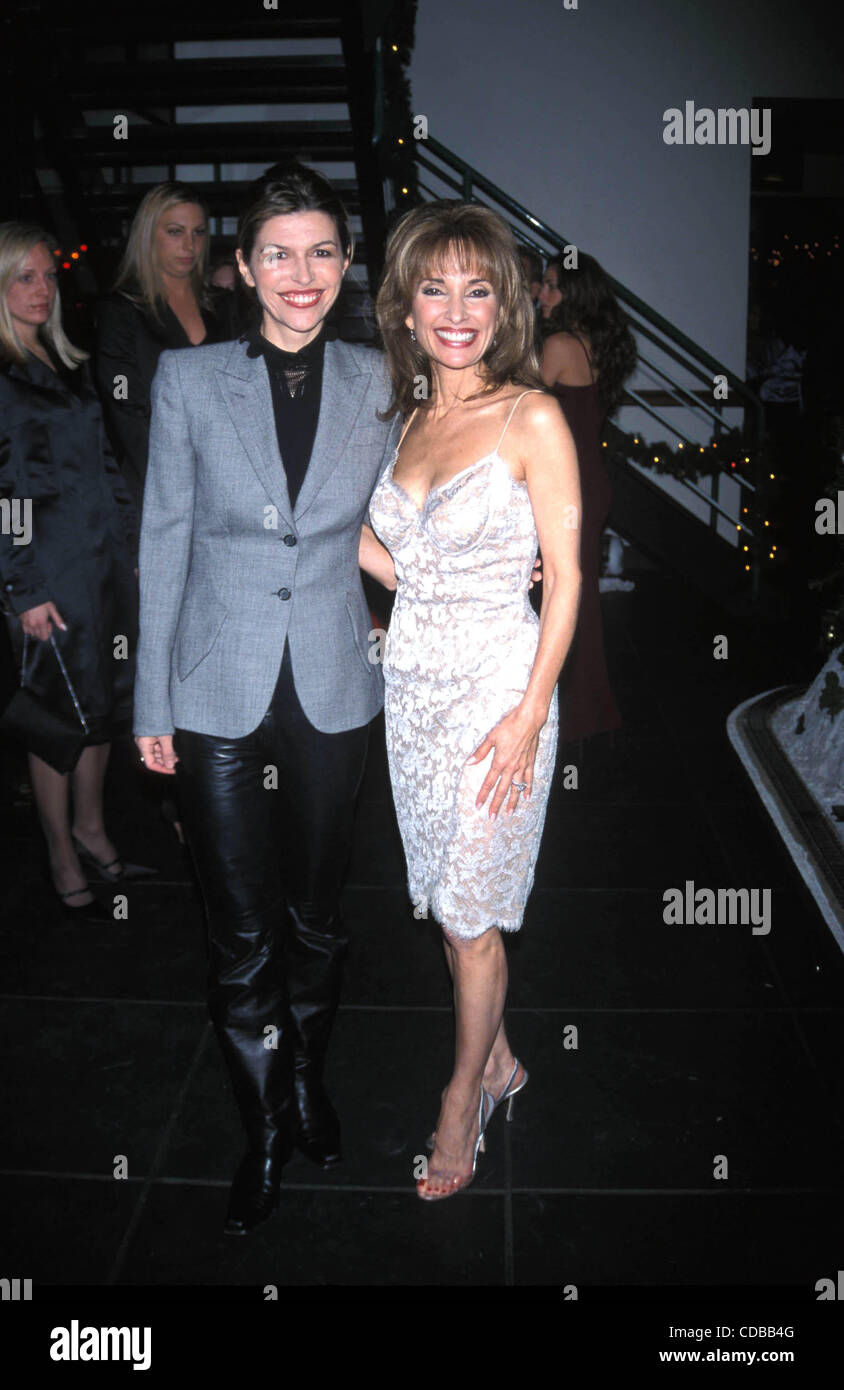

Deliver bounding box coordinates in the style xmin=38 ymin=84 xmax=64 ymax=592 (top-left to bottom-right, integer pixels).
xmin=468 ymin=704 xmax=546 ymax=819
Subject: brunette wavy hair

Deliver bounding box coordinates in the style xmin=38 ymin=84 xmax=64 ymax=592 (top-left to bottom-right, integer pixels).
xmin=541 ymin=250 xmax=637 ymax=415
xmin=376 ymin=201 xmax=543 ymax=420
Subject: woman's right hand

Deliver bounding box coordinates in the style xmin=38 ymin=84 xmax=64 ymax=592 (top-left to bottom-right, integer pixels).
xmin=20 ymin=601 xmax=66 ymax=641
xmin=136 ymin=735 xmax=178 ymax=775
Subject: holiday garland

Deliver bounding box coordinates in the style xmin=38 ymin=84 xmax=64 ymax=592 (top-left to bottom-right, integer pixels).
xmin=602 ymin=417 xmax=762 ymax=484
xmin=603 ymin=417 xmax=844 ymax=650
xmin=378 ymin=2 xmax=419 ymax=210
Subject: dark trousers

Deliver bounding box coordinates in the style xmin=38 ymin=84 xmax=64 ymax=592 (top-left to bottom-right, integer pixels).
xmin=174 ymin=642 xmax=369 ymax=1154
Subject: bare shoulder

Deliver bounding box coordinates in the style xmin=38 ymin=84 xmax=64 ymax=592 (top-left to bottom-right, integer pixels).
xmin=501 ymin=391 xmax=572 ymax=486
xmin=542 ymin=331 xmax=581 ymax=353
xmin=542 ymin=331 xmax=593 ymax=374
xmin=512 ymin=389 xmax=566 ymax=436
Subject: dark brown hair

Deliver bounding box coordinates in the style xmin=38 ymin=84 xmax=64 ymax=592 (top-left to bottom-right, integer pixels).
xmin=541 ymin=250 xmax=637 ymax=415
xmin=237 ymin=162 xmax=354 ymax=268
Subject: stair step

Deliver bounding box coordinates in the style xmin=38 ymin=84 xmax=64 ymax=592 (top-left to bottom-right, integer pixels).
xmin=604 ymin=453 xmax=768 ymax=616
xmin=70 ymin=56 xmax=348 ymax=107
xmin=50 ymin=180 xmax=363 ymax=218
xmin=42 ymin=121 xmax=355 ymax=165
xmin=49 ymin=10 xmax=343 ymax=44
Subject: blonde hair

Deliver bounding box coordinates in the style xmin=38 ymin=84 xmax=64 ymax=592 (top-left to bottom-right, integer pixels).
xmin=112 ymin=182 xmax=210 ymax=320
xmin=375 ymin=201 xmax=543 ymax=420
xmin=0 ymin=222 xmax=87 ymax=367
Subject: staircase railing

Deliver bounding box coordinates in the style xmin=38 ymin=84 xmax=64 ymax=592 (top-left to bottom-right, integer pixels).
xmin=410 ymin=136 xmax=767 ymax=599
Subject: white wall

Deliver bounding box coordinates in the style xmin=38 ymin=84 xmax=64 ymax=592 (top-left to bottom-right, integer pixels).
xmin=410 ymin=0 xmax=842 ymax=542
xmin=410 ymin=0 xmax=841 ymax=378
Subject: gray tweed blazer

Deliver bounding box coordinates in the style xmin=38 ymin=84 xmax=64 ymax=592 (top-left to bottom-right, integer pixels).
xmin=133 ymin=335 xmax=400 ymax=738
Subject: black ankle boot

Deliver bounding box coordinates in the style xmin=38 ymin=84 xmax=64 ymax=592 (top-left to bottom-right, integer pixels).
xmin=224 ymin=1130 xmax=294 ymax=1237
xmin=286 ymin=905 xmax=348 ymax=1169
xmin=215 ymin=1006 xmax=298 ymax=1237
xmin=294 ymin=1071 xmax=342 ymax=1168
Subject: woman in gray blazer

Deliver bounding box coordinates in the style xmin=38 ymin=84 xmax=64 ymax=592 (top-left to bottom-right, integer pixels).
xmin=133 ymin=165 xmax=400 ymax=1235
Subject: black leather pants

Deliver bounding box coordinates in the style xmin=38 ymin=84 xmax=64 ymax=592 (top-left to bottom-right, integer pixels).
xmin=174 ymin=642 xmax=369 ymax=1155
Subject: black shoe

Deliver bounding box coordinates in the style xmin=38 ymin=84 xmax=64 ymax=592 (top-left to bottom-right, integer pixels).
xmin=223 ymin=1141 xmax=292 ymax=1237
xmin=72 ymin=834 xmax=158 ymax=882
xmin=294 ymin=1074 xmax=342 ymax=1169
xmin=56 ymin=886 xmax=115 ymax=923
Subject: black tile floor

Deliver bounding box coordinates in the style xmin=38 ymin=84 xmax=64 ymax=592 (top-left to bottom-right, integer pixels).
xmin=2 ymin=565 xmax=843 ymax=1290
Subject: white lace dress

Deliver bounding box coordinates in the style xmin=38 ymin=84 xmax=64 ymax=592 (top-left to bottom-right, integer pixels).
xmin=368 ymin=391 xmax=559 ymax=939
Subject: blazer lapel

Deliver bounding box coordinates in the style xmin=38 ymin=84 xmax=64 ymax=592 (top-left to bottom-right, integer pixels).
xmin=293 ymin=339 xmax=367 ymax=521
xmin=216 ymin=341 xmax=294 ymax=528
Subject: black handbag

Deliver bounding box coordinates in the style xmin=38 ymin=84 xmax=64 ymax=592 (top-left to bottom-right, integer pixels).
xmin=0 ymin=632 xmax=90 ymax=773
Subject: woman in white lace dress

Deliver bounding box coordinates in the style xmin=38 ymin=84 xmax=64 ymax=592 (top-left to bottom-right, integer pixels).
xmin=361 ymin=203 xmax=581 ymax=1199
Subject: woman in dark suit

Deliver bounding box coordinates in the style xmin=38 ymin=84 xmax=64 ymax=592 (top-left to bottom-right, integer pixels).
xmin=95 ymin=182 xmax=235 ymax=510
xmin=0 ymin=223 xmax=140 ymax=918
xmin=133 ymin=164 xmax=400 ymax=1236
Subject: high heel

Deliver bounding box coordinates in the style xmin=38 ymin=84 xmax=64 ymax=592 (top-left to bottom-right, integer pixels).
xmin=72 ymin=834 xmax=158 ymax=882
xmin=416 ymin=1087 xmax=494 ymax=1201
xmin=425 ymin=1058 xmax=528 ymax=1150
xmin=489 ymin=1058 xmax=529 ymax=1124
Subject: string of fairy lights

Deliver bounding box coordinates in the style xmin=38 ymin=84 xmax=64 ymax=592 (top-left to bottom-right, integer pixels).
xmin=751 ymin=231 xmax=840 ymax=267
xmin=601 ymin=423 xmax=780 ymax=581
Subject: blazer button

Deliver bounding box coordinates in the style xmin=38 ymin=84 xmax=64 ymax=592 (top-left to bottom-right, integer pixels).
xmin=276 ymin=587 xmax=291 ymax=601
xmin=282 ymin=534 xmax=297 ymax=547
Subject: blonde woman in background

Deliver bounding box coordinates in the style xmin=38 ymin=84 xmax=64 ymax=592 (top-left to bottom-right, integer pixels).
xmin=0 ymin=223 xmax=144 ymax=919
xmin=94 ymin=184 xmax=235 ymax=848
xmin=94 ymin=182 xmax=235 ymax=510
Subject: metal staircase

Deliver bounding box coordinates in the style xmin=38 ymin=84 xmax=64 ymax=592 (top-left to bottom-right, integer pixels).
xmin=3 ymin=0 xmax=778 ymax=616
xmin=412 ymin=137 xmax=775 ymax=617
xmin=3 ymin=0 xmax=392 ymax=340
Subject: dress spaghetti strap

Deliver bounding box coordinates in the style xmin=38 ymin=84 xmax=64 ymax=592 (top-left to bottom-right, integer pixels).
xmin=495 ymin=389 xmax=544 ymax=452
xmin=396 ymin=407 xmax=419 ymax=453
xmin=569 ymin=332 xmax=596 ymax=385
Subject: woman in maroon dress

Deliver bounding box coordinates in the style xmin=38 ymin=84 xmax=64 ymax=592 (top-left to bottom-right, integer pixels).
xmin=539 ymin=251 xmax=636 ymax=744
